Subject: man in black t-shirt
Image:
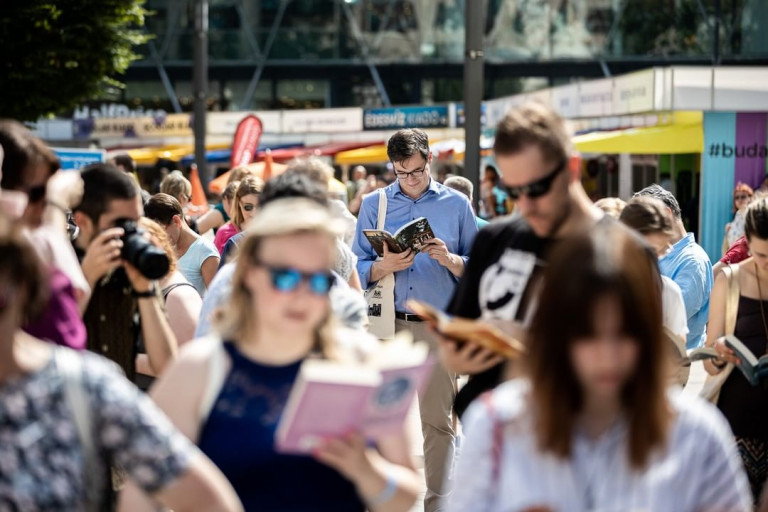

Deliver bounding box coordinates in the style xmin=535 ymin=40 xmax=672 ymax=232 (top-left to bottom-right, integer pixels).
xmin=442 ymin=102 xmax=604 ymax=418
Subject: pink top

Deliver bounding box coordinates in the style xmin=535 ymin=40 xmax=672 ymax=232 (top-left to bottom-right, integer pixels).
xmin=214 ymin=223 xmax=239 ymax=254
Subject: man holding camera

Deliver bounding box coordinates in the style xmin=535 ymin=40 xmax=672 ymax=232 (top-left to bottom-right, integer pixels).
xmin=73 ymin=163 xmax=177 ymax=382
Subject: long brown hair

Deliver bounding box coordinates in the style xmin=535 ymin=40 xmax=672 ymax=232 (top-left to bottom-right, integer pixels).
xmin=230 ymin=176 xmax=264 ymax=230
xmin=527 ymin=222 xmax=671 ymax=469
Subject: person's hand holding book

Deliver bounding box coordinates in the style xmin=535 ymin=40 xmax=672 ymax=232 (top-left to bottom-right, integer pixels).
xmin=420 ymin=238 xmax=464 ymax=277
xmin=371 ymin=243 xmax=415 ymax=281
xmin=713 ymin=336 xmax=742 ymax=367
xmin=437 ymin=336 xmax=504 ymax=374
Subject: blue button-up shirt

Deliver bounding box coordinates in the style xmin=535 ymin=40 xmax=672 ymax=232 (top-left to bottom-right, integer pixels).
xmin=353 ymin=179 xmax=478 ymax=312
xmin=659 ymin=233 xmax=713 ymax=349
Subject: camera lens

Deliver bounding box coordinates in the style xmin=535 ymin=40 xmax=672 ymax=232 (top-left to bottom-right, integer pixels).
xmin=117 ymin=220 xmax=170 ymax=280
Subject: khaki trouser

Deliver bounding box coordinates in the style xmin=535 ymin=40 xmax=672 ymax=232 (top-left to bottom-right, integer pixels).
xmin=395 ymin=318 xmax=457 ymax=512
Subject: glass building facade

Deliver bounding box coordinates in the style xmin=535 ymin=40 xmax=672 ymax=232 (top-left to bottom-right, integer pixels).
xmin=116 ymin=0 xmax=768 ymax=112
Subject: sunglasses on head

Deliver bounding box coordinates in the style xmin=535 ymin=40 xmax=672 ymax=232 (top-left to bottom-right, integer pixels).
xmin=505 ymin=159 xmax=566 ymax=200
xmin=257 ymin=261 xmax=335 ymax=295
xmin=735 ymin=194 xmax=751 ymax=201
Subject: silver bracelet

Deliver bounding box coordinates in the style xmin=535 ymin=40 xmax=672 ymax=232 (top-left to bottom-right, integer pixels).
xmin=366 ymin=475 xmax=398 ymax=508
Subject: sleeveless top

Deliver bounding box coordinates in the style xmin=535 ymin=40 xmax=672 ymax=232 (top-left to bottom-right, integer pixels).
xmin=717 ymin=295 xmax=768 ymax=440
xmin=197 ymin=342 xmax=366 ymax=511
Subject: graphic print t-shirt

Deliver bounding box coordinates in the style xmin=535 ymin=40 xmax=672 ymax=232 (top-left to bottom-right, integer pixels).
xmin=448 ymin=216 xmax=550 ymax=417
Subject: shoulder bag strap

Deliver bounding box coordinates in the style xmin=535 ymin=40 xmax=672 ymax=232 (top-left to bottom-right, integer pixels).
xmin=376 ymin=188 xmax=387 ymax=231
xmin=55 ymin=348 xmax=102 ymax=512
xmin=724 ymin=264 xmax=741 ymax=336
xmin=198 ymin=340 xmax=229 ymax=424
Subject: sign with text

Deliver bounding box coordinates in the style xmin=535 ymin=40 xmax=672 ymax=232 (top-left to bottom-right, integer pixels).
xmin=363 ymin=106 xmax=449 ymax=131
xmin=52 ymin=147 xmax=106 ymax=170
xmin=230 ymin=115 xmax=264 ymax=168
xmin=207 ymin=111 xmax=281 ymax=136
xmin=613 ymin=69 xmax=655 ymax=115
xmin=74 ymin=114 xmax=192 ymax=139
xmin=282 ymin=108 xmax=362 ymax=134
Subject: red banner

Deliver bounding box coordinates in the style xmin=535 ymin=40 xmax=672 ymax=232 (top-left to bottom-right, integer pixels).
xmin=230 ymin=115 xmax=263 ymax=168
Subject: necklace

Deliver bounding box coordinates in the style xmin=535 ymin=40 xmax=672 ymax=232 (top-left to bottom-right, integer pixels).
xmin=753 ymin=261 xmax=768 ymax=355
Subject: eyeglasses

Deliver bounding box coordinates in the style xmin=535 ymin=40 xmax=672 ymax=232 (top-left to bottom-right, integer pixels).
xmin=257 ymin=262 xmax=335 ymax=295
xmin=735 ymin=194 xmax=751 ymax=201
xmin=504 ymin=159 xmax=566 ymax=200
xmin=394 ymin=166 xmax=427 ymax=180
xmin=242 ymin=204 xmax=257 ymax=212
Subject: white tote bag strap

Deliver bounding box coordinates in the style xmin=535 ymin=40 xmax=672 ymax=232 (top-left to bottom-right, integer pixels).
xmin=198 ymin=339 xmax=229 ymax=424
xmin=55 ymin=347 xmax=101 ymax=512
xmin=376 ymin=188 xmax=387 ymax=232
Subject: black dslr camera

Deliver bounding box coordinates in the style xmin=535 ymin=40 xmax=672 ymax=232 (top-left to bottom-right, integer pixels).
xmin=115 ymin=219 xmax=170 ymax=280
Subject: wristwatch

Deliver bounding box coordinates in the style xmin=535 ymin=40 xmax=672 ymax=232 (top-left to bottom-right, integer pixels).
xmin=132 ymin=283 xmax=157 ymax=298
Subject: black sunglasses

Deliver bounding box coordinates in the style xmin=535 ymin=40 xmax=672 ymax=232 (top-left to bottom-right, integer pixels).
xmin=505 ymin=159 xmax=566 ymax=200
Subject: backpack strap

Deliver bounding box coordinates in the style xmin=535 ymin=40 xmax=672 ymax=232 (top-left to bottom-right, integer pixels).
xmin=161 ymin=282 xmax=196 ymax=301
xmin=55 ymin=347 xmax=102 ymax=512
xmin=197 ymin=339 xmax=229 ymax=424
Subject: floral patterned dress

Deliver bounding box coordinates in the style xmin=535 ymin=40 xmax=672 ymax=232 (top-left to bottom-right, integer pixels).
xmin=0 ymin=350 xmax=194 ymax=511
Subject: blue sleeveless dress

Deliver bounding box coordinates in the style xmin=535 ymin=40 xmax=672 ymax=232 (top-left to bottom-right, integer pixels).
xmin=197 ymin=342 xmax=366 ymax=511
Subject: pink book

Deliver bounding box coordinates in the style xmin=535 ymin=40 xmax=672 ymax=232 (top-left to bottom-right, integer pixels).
xmin=275 ymin=338 xmax=433 ymax=454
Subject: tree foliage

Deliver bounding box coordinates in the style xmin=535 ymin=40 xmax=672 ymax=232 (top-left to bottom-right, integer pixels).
xmin=0 ymin=0 xmax=150 ymax=121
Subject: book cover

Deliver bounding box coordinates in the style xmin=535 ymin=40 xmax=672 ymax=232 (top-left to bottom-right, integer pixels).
xmin=725 ymin=334 xmax=768 ymax=386
xmin=406 ymin=299 xmax=525 ymax=359
xmin=275 ymin=335 xmax=434 ymax=454
xmin=363 ymin=217 xmax=435 ymax=256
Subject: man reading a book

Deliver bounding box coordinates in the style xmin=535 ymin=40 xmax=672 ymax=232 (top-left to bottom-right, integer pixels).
xmin=352 ymin=128 xmax=478 ymax=512
xmin=442 ymin=101 xmax=605 ymax=419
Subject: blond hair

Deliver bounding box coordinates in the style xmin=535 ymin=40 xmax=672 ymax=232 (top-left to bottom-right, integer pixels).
xmin=594 ymin=197 xmax=627 ymax=220
xmin=227 ymin=165 xmax=258 ymax=185
xmin=160 ymin=170 xmax=192 ymax=201
xmin=286 ymin=157 xmax=333 ymax=190
xmin=214 ymin=230 xmax=340 ymax=360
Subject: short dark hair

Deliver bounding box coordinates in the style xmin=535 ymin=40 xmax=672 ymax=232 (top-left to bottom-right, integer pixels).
xmin=633 ymin=184 xmax=681 ymax=219
xmin=259 ymin=171 xmax=328 ymax=209
xmin=144 ymin=193 xmax=184 ymax=226
xmin=0 ymin=119 xmax=59 ymax=191
xmin=112 ymin=153 xmax=136 ymax=174
xmin=745 ymin=197 xmax=768 ymax=241
xmin=620 ymin=196 xmax=675 ymax=236
xmin=386 ymin=128 xmax=430 ymax=165
xmin=76 ymin=163 xmax=139 ymax=224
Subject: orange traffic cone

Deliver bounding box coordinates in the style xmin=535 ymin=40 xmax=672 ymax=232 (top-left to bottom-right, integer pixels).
xmin=188 ymin=164 xmax=209 ymax=214
xmin=262 ymin=149 xmax=274 ymax=182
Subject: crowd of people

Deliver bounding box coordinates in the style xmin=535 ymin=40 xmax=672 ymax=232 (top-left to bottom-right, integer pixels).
xmin=0 ymin=100 xmax=766 ymax=511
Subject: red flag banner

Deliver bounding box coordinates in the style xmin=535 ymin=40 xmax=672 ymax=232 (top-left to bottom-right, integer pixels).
xmin=230 ymin=115 xmax=263 ymax=168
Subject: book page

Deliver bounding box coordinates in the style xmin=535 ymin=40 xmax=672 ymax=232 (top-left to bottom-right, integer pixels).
xmin=363 ymin=230 xmax=404 ymax=255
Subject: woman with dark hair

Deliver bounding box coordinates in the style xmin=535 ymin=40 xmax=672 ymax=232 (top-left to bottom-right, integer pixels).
xmin=0 ymin=212 xmax=242 ymax=511
xmin=707 ymin=196 xmax=768 ymax=503
xmin=448 ymin=222 xmax=750 ymax=511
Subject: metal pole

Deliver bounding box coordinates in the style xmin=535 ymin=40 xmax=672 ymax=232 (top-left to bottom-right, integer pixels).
xmin=464 ymin=0 xmax=486 ymax=212
xmin=194 ymin=0 xmax=209 ymax=186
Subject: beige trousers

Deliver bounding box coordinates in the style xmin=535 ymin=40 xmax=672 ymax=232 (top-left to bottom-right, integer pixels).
xmin=395 ymin=318 xmax=457 ymax=512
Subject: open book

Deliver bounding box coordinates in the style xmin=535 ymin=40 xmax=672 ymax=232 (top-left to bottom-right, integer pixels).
xmin=406 ymin=300 xmax=525 ymax=359
xmin=686 ymin=335 xmax=768 ymax=385
xmin=363 ymin=217 xmax=435 ymax=256
xmin=275 ymin=332 xmax=433 ymax=454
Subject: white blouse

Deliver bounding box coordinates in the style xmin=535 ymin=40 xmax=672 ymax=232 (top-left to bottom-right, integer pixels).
xmin=447 ymin=380 xmax=751 ymax=512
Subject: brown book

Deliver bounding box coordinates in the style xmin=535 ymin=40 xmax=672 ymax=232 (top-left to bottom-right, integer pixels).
xmin=406 ymin=300 xmax=525 ymax=359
